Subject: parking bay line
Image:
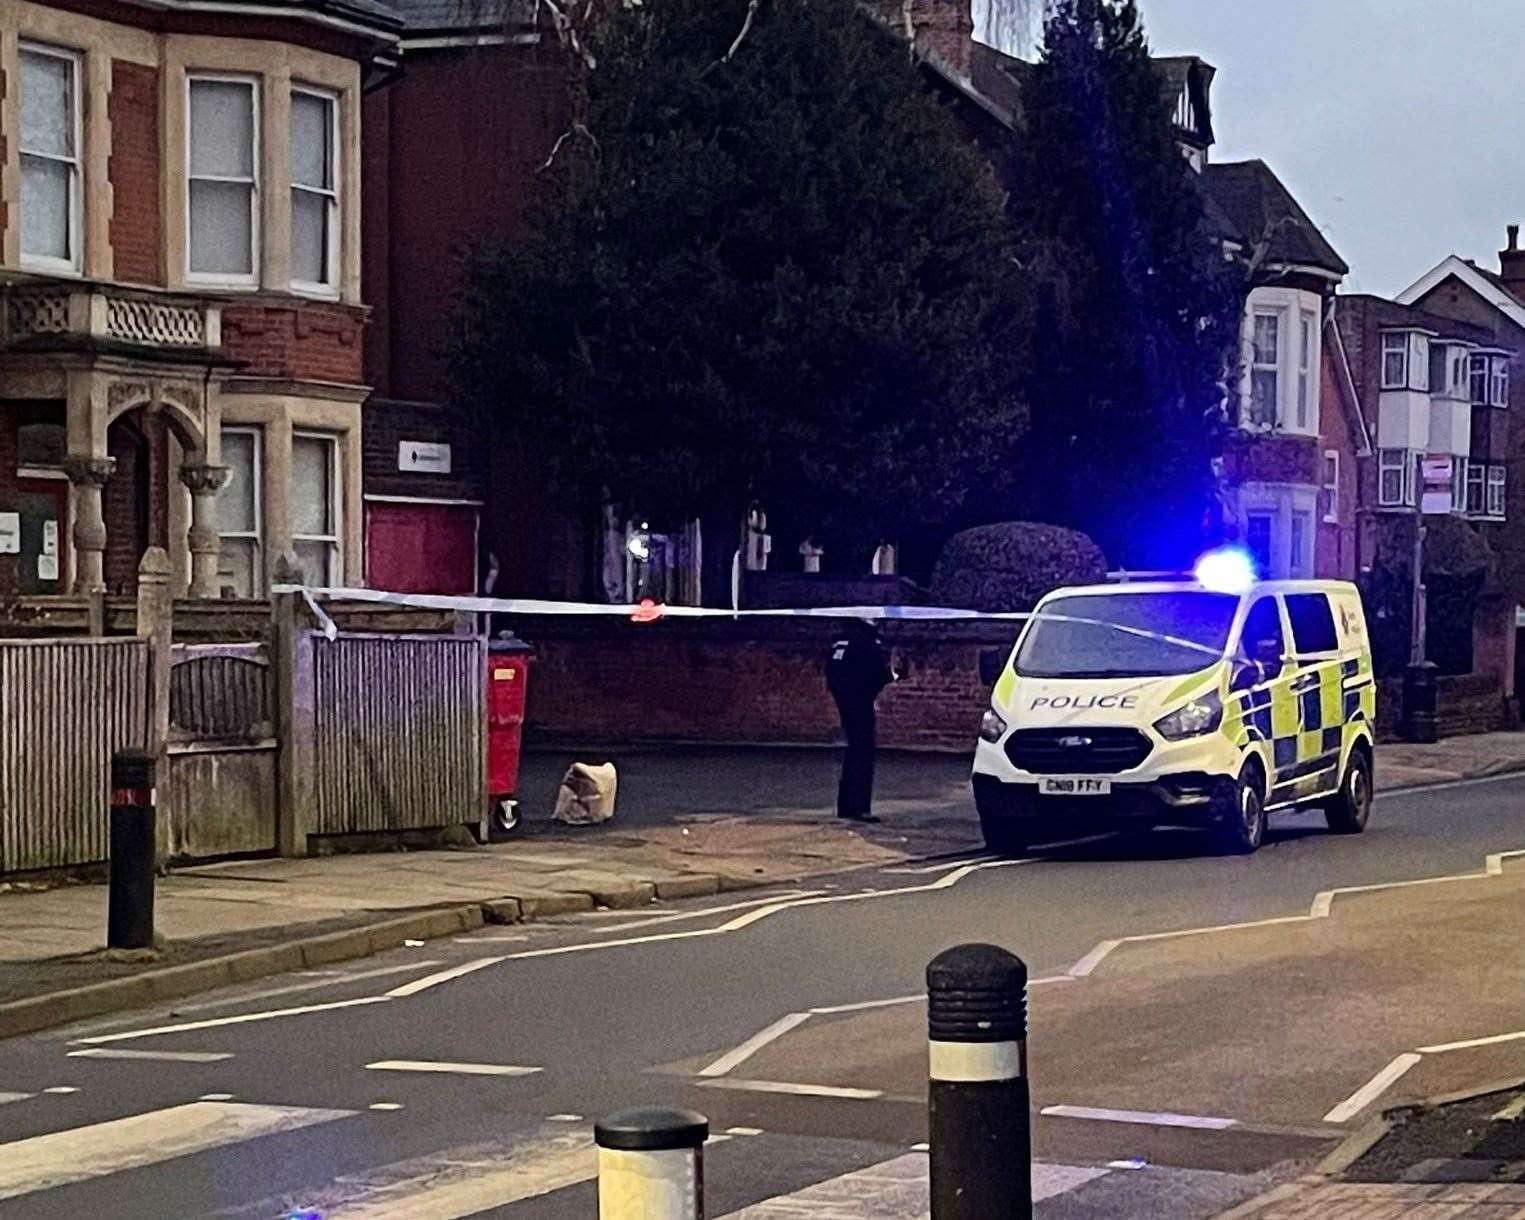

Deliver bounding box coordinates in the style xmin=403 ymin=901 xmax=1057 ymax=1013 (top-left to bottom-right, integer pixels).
xmin=365 ymin=1060 xmax=542 ymax=1078
xmin=696 ymin=1078 xmax=885 ymax=1101
xmin=1040 ymin=1104 xmax=1239 ymax=1131
xmin=67 ymin=1049 xmax=233 ymax=1064
xmin=1323 ymin=1054 xmax=1423 ymax=1124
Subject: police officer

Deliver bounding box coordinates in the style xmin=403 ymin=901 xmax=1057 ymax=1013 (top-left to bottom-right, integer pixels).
xmin=825 ymin=619 xmax=895 ymax=822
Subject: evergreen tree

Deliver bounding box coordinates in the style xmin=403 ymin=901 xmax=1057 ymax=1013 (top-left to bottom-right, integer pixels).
xmin=454 ymin=0 xmax=1029 ymax=561
xmin=1012 ymin=0 xmax=1241 ymax=567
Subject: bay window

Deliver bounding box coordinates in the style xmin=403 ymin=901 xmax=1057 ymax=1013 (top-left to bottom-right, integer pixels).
xmin=188 ymin=76 xmax=259 ymax=282
xmin=1250 ymin=312 xmax=1280 ymax=427
xmin=1471 ymin=353 xmax=1490 ymax=404
xmin=217 ymin=428 xmax=264 ymax=597
xmin=19 ymin=44 xmax=81 ymax=270
xmin=290 ymin=88 xmax=339 ymax=292
xmin=292 ymin=433 xmax=341 ymax=586
xmin=1382 ymin=334 xmax=1408 ymax=389
xmin=1378 ymin=449 xmax=1413 ymax=508
xmin=1467 ymin=463 xmax=1486 ymax=515
xmin=1296 ymin=311 xmax=1315 ymax=429
xmin=1488 ymin=465 xmax=1507 ymax=519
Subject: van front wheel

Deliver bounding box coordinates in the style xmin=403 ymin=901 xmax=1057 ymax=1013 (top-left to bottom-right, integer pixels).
xmin=1325 ymin=749 xmax=1372 ymax=835
xmin=1213 ymin=767 xmax=1266 ymax=855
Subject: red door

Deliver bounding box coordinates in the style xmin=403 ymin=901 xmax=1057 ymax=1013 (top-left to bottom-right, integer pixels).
xmin=366 ymin=501 xmax=477 ymax=593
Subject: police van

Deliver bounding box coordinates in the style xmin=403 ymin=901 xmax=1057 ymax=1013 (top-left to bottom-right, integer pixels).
xmin=972 ymin=569 xmax=1376 ymax=855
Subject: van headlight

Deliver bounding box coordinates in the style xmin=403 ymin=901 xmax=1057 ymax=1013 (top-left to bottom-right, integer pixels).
xmin=1154 ymin=691 xmax=1223 ymax=741
xmin=979 ymin=709 xmax=1008 ymax=743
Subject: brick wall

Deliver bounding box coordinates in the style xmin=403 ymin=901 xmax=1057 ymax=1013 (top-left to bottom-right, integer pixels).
xmin=108 ymin=60 xmax=162 ymax=286
xmin=220 ymin=301 xmax=365 ymax=384
xmin=1317 ymin=337 xmax=1362 ymax=580
xmin=103 ymin=418 xmax=147 ymax=593
xmin=515 ymin=616 xmax=1020 ymax=750
xmin=1376 ymin=672 xmax=1505 ymax=739
xmin=363 ymin=397 xmax=485 ymax=500
xmin=364 ymin=45 xmax=566 ymax=403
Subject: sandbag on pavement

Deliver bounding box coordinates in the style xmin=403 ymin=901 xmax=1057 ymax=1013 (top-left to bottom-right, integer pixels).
xmin=552 ymin=762 xmax=618 ymax=825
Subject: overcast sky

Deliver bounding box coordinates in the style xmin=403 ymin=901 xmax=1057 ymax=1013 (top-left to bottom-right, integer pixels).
xmin=1138 ymin=0 xmax=1523 ymax=297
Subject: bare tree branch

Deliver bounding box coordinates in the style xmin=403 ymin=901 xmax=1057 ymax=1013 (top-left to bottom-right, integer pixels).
xmin=701 ymin=0 xmax=761 ymax=77
xmin=538 ymin=121 xmax=599 ymax=172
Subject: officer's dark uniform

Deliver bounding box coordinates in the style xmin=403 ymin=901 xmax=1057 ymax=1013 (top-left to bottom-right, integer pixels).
xmin=825 ymin=621 xmax=894 ymax=821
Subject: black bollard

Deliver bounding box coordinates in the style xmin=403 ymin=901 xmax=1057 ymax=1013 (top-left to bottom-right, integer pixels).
xmin=108 ymin=750 xmax=157 ymax=950
xmin=1401 ymin=661 xmax=1438 ymax=744
xmin=927 ymin=943 xmax=1030 ymax=1220
xmin=595 ymin=1107 xmax=708 ymax=1219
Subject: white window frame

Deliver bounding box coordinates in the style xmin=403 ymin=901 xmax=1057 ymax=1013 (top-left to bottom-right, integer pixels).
xmin=1450 ymin=348 xmax=1469 ymax=399
xmin=1467 ymin=462 xmax=1486 ymax=515
xmin=1249 ymin=310 xmax=1282 ymax=428
xmin=1408 ymin=333 xmax=1430 ymax=392
xmin=289 ymin=84 xmax=340 ymax=296
xmin=217 ymin=426 xmax=264 ymax=596
xmin=1381 ymin=333 xmax=1408 ymax=390
xmin=1378 ymin=449 xmax=1413 ymax=509
xmin=1492 ymin=356 xmax=1510 ymax=408
xmin=1321 ymin=450 xmax=1339 ymax=523
xmin=1471 ymin=353 xmax=1490 ymax=405
xmin=1296 ymin=311 xmax=1315 ymax=430
xmin=18 ymin=42 xmax=83 ymax=275
xmin=292 ymin=430 xmax=342 ymax=585
xmin=186 ymin=73 xmax=260 ymax=288
xmin=1450 ymin=457 xmax=1467 ymax=516
xmin=1487 ymin=465 xmax=1507 ymax=519
xmin=1288 ymin=509 xmax=1311 ymax=577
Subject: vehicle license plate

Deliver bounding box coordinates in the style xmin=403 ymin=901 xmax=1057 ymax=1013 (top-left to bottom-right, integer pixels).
xmin=1039 ymin=777 xmax=1111 ymax=796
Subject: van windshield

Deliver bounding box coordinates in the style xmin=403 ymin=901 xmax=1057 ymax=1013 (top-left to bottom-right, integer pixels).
xmin=1014 ymin=592 xmax=1239 ymax=678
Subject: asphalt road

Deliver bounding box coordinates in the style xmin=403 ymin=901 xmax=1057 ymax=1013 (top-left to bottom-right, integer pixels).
xmin=1 ymin=770 xmax=1523 ymax=1217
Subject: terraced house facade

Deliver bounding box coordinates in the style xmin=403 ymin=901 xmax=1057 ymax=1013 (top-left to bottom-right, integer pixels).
xmin=0 ymin=0 xmax=398 ymax=600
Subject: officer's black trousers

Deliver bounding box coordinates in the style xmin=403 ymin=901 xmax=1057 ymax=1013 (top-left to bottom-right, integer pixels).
xmin=834 ymin=696 xmax=876 ymax=818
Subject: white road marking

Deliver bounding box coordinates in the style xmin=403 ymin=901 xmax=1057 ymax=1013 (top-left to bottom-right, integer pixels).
xmin=369 ymin=1102 xmax=404 ymax=1111
xmin=67 ymin=1048 xmax=232 ymax=1063
xmin=725 ymin=1126 xmax=764 ymax=1136
xmin=1322 ymin=1053 xmax=1423 ymax=1123
xmin=0 ymin=1093 xmax=32 ymax=1105
xmin=547 ymin=1113 xmax=582 ymax=1122
xmin=365 ymin=1060 xmax=542 ymax=1078
xmin=1068 ymin=940 xmax=1122 ymax=978
xmin=910 ymin=1142 xmax=929 ymax=1152
xmin=1379 ymin=771 xmax=1525 ymax=799
xmin=199 ymin=1093 xmax=236 ymax=1101
xmin=697 ymin=1077 xmax=884 ymax=1100
xmin=0 ymin=1101 xmax=354 ymax=1201
xmin=699 ymin=1014 xmax=814 ymax=1077
xmin=1419 ymin=1028 xmax=1525 ymax=1054
xmin=304 ymin=1133 xmax=596 ymax=1219
xmin=495 ymin=859 xmax=1026 ymax=968
xmin=810 ymin=994 xmax=921 ymax=1016
xmin=579 ymin=892 xmax=823 ymax=935
xmin=42 ymin=1087 xmax=77 ymax=1095
xmin=72 ymin=996 xmax=390 ymax=1045
xmin=384 ymin=957 xmax=505 ymax=999
xmin=1041 ymin=1104 xmax=1238 ymax=1130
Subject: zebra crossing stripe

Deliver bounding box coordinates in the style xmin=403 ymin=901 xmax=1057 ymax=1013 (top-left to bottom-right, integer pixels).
xmin=0 ymin=1101 xmax=354 ymax=1202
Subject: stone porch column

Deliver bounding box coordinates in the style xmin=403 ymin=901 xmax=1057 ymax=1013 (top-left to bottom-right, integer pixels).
xmin=62 ymin=456 xmax=116 ymax=594
xmin=180 ymin=463 xmax=230 ymax=598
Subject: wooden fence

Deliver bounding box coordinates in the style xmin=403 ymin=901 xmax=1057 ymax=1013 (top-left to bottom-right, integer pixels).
xmin=308 ymin=634 xmax=486 ymax=837
xmin=0 ymin=639 xmax=148 ymax=870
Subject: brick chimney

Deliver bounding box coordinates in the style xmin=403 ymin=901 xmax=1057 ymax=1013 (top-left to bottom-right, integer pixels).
xmin=1500 ymin=224 xmax=1525 ymax=300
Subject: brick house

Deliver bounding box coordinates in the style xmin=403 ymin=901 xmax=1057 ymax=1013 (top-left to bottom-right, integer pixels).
xmin=360 ymin=0 xmax=570 ymax=595
xmin=0 ymin=0 xmax=396 ymax=599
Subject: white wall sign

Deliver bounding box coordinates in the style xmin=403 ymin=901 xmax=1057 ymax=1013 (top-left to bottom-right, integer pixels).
xmin=0 ymin=514 xmax=18 ymax=555
xmin=399 ymin=441 xmax=452 ymax=475
xmin=42 ymin=519 xmax=57 ymax=557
